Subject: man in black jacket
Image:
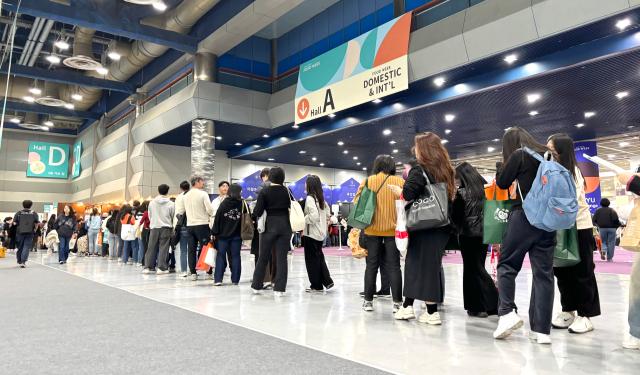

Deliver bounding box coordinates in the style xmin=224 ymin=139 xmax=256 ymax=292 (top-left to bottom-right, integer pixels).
xmin=13 ymin=200 xmax=39 ymax=268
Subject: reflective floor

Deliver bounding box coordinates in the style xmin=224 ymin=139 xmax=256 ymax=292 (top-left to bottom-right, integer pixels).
xmin=27 ymin=250 xmax=639 ymax=374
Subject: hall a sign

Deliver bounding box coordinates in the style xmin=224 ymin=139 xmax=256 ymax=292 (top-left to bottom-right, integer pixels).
xmin=27 ymin=142 xmax=69 ymax=179
xmin=294 ymin=13 xmax=411 ymax=125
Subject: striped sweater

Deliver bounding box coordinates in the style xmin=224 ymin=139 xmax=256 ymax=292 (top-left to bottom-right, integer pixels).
xmin=354 ymin=173 xmax=405 ymax=237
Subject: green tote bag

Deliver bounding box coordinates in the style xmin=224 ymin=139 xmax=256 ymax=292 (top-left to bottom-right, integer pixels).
xmin=348 ymin=175 xmax=390 ymax=230
xmin=554 ymin=226 xmax=580 ymax=267
xmin=482 ymin=187 xmax=515 ymax=244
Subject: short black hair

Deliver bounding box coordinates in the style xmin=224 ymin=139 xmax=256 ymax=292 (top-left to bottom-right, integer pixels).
xmin=179 ymin=180 xmax=190 ymax=191
xmin=260 ymin=168 xmax=270 ymax=179
xmin=229 ymin=183 xmax=242 ymax=199
xmin=191 ymin=176 xmax=204 ymax=186
xmin=133 ymin=200 xmax=141 ymax=208
xmin=372 ymin=155 xmax=396 ymax=175
xmin=22 ymin=200 xmax=33 ymax=209
xmin=600 ymin=198 xmax=610 ymax=207
xmin=218 ymin=181 xmax=230 ymax=188
xmin=158 ymin=184 xmax=170 ymax=195
xmin=268 ymin=167 xmax=285 ymax=185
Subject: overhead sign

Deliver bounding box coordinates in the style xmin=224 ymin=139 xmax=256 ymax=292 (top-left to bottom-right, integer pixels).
xmin=575 ymin=141 xmax=601 ymax=213
xmin=237 ymin=171 xmax=263 ymax=199
xmin=294 ymin=13 xmax=412 ymax=124
xmin=289 ymin=175 xmax=309 ymax=201
xmin=334 ymin=178 xmax=362 ymax=203
xmin=27 ymin=142 xmax=69 ymax=179
xmin=71 ymin=141 xmax=82 ymax=179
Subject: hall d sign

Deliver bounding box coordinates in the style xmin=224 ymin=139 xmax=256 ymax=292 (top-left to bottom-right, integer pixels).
xmin=294 ymin=13 xmax=411 ymax=125
xmin=26 ymin=142 xmax=69 ymax=179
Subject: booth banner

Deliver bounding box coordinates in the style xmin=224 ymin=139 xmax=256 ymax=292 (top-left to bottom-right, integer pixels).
xmin=289 ymin=175 xmax=309 ymax=201
xmin=71 ymin=141 xmax=82 ymax=179
xmin=334 ymin=178 xmax=361 ymax=203
xmin=294 ymin=13 xmax=412 ymax=125
xmin=323 ymin=184 xmax=334 ymax=206
xmin=237 ymin=171 xmax=263 ymax=199
xmin=575 ymin=141 xmax=601 ymax=213
xmin=27 ymin=142 xmax=69 ymax=179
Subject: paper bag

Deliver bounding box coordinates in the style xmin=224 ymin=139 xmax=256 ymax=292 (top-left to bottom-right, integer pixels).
xmin=620 ymin=200 xmax=640 ymax=252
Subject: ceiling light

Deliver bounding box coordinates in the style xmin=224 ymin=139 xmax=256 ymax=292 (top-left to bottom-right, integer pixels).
xmin=46 ymin=55 xmax=61 ymax=64
xmin=441 ymin=139 xmax=449 ymax=144
xmin=504 ymin=127 xmax=512 ymax=131
xmin=488 ymin=147 xmax=496 ymax=153
xmin=389 ymin=140 xmax=396 ymax=145
xmin=584 ymin=111 xmax=596 ymax=118
xmin=504 ymin=54 xmax=518 ymax=64
xmin=392 ymin=149 xmax=398 ymax=154
xmin=493 ymin=138 xmax=500 ymax=142
xmin=107 ymin=51 xmax=121 ymax=61
xmin=575 ymin=123 xmax=585 ymax=128
xmin=64 ymin=103 xmax=75 ymax=110
xmin=357 ymin=162 xmax=361 ymax=166
xmin=41 ymin=126 xmax=50 ymax=131
xmin=444 ymin=114 xmax=455 ymax=122
xmin=96 ymin=66 xmax=109 ymax=75
xmin=234 ymin=142 xmax=242 ymax=146
xmin=319 ymin=163 xmax=325 ymax=167
xmin=526 ymin=93 xmax=541 ymax=104
xmin=10 ymin=117 xmax=20 ymax=124
xmin=54 ymin=40 xmax=69 ymax=50
xmin=268 ymin=158 xmax=275 ymax=161
xmin=328 ymin=113 xmax=336 ymax=118
xmin=262 ymin=134 xmax=269 ymax=138
xmin=43 ymin=120 xmax=54 ymax=127
xmin=337 ymin=141 xmax=344 ymax=146
xmin=343 ymin=150 xmax=349 ymax=154
xmin=616 ymin=91 xmax=629 ymax=99
xmin=28 ymin=87 xmax=41 ymax=95
xmin=382 ymin=129 xmax=392 ymax=136
xmin=433 ymin=76 xmax=446 ymax=87
xmin=292 ymin=124 xmax=299 ymax=129
xmin=215 ymin=136 xmax=222 ymax=140
xmin=280 ymin=137 xmax=288 ymax=142
xmin=362 ymin=167 xmax=367 ymax=171
xmin=71 ymin=93 xmax=83 ymax=101
xmin=299 ymin=150 xmax=306 ymax=154
xmin=529 ymin=111 xmax=539 ymax=116
xmin=444 ymin=129 xmax=452 ymax=135
xmin=152 ymin=1 xmax=168 ymax=11
xmin=616 ymin=18 xmax=632 ymax=31
xmin=372 ymin=98 xmax=382 ymax=104
xmin=253 ymin=145 xmax=260 ymax=148
xmin=312 ymin=157 xmax=317 ymax=161
xmin=353 ymin=156 xmax=358 ymax=160
xmin=619 ymin=141 xmax=630 ymax=147
xmin=23 ymin=95 xmax=35 ymax=103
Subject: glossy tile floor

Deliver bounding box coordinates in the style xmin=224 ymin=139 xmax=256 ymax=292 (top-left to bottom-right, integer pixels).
xmin=28 ymin=250 xmax=639 ymax=374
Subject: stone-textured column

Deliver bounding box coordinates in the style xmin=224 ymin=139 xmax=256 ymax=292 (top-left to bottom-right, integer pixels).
xmin=191 ymin=118 xmax=216 ymax=195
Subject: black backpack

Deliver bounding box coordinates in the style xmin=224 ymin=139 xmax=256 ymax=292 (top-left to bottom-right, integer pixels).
xmin=106 ymin=215 xmax=116 ymax=233
xmin=17 ymin=210 xmax=36 ymax=234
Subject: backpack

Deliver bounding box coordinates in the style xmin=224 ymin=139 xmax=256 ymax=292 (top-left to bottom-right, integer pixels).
xmin=17 ymin=210 xmax=36 ymax=234
xmin=521 ymin=147 xmax=578 ymax=232
xmin=106 ymin=215 xmax=116 ymax=233
xmin=348 ymin=175 xmax=390 ymax=230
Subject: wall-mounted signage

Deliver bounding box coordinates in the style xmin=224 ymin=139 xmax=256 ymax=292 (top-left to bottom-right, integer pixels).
xmin=575 ymin=141 xmax=601 ymax=213
xmin=237 ymin=171 xmax=263 ymax=199
xmin=26 ymin=142 xmax=69 ymax=179
xmin=294 ymin=13 xmax=412 ymax=124
xmin=71 ymin=141 xmax=82 ymax=179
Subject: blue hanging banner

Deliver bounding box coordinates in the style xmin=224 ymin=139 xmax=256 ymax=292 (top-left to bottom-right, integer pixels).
xmin=574 ymin=141 xmax=601 ymax=214
xmin=323 ymin=184 xmax=334 ymax=206
xmin=334 ymin=178 xmax=361 ymax=203
xmin=237 ymin=170 xmax=263 ymax=199
xmin=289 ymin=175 xmax=309 ymax=201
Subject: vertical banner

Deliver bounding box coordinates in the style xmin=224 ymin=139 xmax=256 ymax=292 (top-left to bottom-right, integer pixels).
xmin=323 ymin=184 xmax=334 ymax=206
xmin=575 ymin=141 xmax=601 ymax=213
xmin=71 ymin=141 xmax=82 ymax=179
xmin=289 ymin=175 xmax=309 ymax=201
xmin=333 ymin=178 xmax=361 ymax=203
xmin=237 ymin=171 xmax=263 ymax=199
xmin=294 ymin=13 xmax=412 ymax=124
xmin=27 ymin=142 xmax=69 ymax=179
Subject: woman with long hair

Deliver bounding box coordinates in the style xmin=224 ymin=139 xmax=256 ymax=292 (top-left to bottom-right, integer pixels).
xmin=391 ymin=133 xmax=455 ymax=325
xmin=86 ymin=208 xmax=102 ymax=256
xmin=120 ymin=204 xmax=136 ymax=265
xmin=55 ymin=205 xmax=77 ymax=264
xmin=493 ymin=127 xmax=557 ymax=344
xmin=547 ymin=134 xmax=600 ymax=334
xmin=303 ymin=175 xmax=334 ymax=293
xmin=355 ymin=155 xmax=404 ymax=313
xmin=137 ymin=200 xmax=150 ymax=267
xmin=211 ymin=183 xmax=244 ymax=286
xmin=452 ymin=162 xmax=499 ymax=317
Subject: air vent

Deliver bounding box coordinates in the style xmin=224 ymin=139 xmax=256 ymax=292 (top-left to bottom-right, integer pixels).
xmin=63 ymin=55 xmax=102 ymax=71
xmin=19 ymin=123 xmax=49 ymax=131
xmin=35 ymin=97 xmax=69 ymax=107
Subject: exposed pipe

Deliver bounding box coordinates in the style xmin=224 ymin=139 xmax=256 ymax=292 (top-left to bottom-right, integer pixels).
xmin=0 ymin=16 xmax=112 ymax=46
xmin=17 ymin=17 xmax=39 ymax=65
xmin=27 ymin=19 xmax=54 ymax=66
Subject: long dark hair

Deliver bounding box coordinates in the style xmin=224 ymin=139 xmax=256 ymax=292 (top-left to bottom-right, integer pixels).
xmin=90 ymin=208 xmax=98 ymax=217
xmin=63 ymin=205 xmax=75 ymax=218
xmin=547 ymin=134 xmax=577 ymax=180
xmin=306 ymin=175 xmax=326 ymax=210
xmin=455 ymin=162 xmax=487 ymax=201
xmin=502 ymin=127 xmax=548 ymax=163
xmin=413 ymin=132 xmax=456 ymax=199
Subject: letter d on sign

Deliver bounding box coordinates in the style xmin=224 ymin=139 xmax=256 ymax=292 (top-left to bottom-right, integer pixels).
xmin=49 ymin=146 xmax=66 ymax=166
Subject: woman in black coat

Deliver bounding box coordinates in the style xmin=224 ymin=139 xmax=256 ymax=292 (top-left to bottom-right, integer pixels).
xmin=55 ymin=205 xmax=77 ymax=264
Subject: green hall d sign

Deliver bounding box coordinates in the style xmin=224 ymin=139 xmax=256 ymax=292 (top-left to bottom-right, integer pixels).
xmin=27 ymin=142 xmax=69 ymax=179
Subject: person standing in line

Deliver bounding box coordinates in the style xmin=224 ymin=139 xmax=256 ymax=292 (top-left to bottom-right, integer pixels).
xmin=175 ymin=176 xmax=214 ymax=281
xmin=251 ymin=167 xmax=293 ymax=296
xmin=174 ymin=181 xmax=190 ymax=277
xmin=114 ymin=207 xmax=125 ymax=262
xmin=547 ymin=134 xmax=601 ymax=334
xmin=143 ymin=184 xmax=175 ymax=274
xmin=355 ymin=155 xmax=404 ymax=313
xmin=451 ymin=162 xmax=499 ymax=318
xmin=492 ymin=127 xmax=557 ymax=344
xmin=303 ymin=175 xmax=334 ymax=293
xmin=86 ymin=208 xmax=102 ymax=256
xmin=55 ymin=205 xmax=77 ymax=265
xmin=211 ymin=183 xmax=244 ymax=286
xmin=250 ymin=167 xmax=277 ymax=289
xmin=592 ymin=198 xmax=621 ymax=262
xmin=130 ymin=200 xmax=142 ymax=265
xmin=139 ymin=202 xmax=151 ymax=267
xmin=120 ymin=205 xmax=136 ymax=265
xmin=12 ymin=200 xmax=40 ymax=268
xmin=211 ymin=181 xmax=231 ymax=280
xmin=106 ymin=209 xmax=120 ymax=260
xmin=101 ymin=212 xmax=110 ymax=257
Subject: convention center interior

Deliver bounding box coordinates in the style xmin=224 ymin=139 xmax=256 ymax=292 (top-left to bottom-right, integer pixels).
xmin=2 ymin=0 xmax=640 ymax=374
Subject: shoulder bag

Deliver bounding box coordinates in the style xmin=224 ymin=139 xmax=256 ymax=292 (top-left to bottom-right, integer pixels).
xmin=241 ymin=200 xmax=255 ymax=240
xmin=288 ymin=188 xmax=306 ymax=232
xmin=406 ymin=169 xmax=449 ymax=232
xmin=348 ymin=175 xmax=391 ymax=230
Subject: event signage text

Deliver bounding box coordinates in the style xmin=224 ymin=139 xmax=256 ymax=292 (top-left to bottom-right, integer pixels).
xmin=574 ymin=141 xmax=601 ymax=213
xmin=72 ymin=141 xmax=82 ymax=179
xmin=27 ymin=142 xmax=69 ymax=179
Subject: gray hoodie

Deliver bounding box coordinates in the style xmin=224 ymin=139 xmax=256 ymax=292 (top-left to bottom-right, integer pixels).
xmin=149 ymin=195 xmax=175 ymax=229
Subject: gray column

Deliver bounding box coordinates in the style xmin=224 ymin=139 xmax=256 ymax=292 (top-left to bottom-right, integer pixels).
xmin=191 ymin=118 xmax=216 ymax=195
xmin=194 ymin=52 xmax=217 ymax=83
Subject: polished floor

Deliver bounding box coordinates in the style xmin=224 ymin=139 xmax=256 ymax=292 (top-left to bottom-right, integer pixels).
xmin=6 ymin=249 xmax=640 ymax=374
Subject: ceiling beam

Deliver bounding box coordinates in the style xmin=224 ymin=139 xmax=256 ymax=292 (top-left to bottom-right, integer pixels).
xmin=4 ymin=0 xmax=198 ymax=54
xmin=0 ymin=65 xmax=135 ymax=94
xmin=5 ymin=100 xmax=102 ymax=120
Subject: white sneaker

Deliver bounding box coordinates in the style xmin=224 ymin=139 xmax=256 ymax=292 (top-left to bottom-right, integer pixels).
xmin=552 ymin=311 xmax=576 ymax=329
xmin=156 ymin=269 xmax=169 ymax=275
xmin=214 ymin=282 xmax=223 ymax=286
xmin=117 ymin=259 xmax=122 ymax=263
xmin=418 ymin=311 xmax=442 ymax=325
xmin=493 ymin=312 xmax=524 ymax=339
xmin=180 ymin=272 xmax=188 ymax=278
xmin=394 ymin=306 xmax=416 ymax=320
xmin=142 ymin=268 xmax=153 ymax=274
xmin=568 ymin=316 xmax=594 ymax=334
xmin=362 ymin=301 xmax=374 ymax=312
xmin=529 ymin=331 xmax=552 ymax=345
xmin=623 ymin=334 xmax=640 ymax=350
xmin=251 ymin=288 xmax=261 ymax=295
xmin=274 ymin=291 xmax=286 ymax=297
xmin=190 ymin=273 xmax=198 ymax=281
xmin=392 ymin=302 xmax=401 ymax=314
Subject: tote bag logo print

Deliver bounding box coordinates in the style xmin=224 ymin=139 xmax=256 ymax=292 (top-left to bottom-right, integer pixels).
xmin=494 ymin=208 xmax=510 ymax=223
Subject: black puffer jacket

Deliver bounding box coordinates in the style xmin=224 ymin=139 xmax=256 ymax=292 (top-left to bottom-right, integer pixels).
xmin=452 ymin=187 xmax=484 ymax=238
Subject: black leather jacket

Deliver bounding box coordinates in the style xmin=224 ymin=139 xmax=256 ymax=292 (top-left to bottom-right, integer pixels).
xmin=452 ymin=187 xmax=484 ymax=238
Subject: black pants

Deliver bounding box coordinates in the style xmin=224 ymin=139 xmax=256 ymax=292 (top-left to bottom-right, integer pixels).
xmin=251 ymin=231 xmax=290 ymax=292
xmin=303 ymin=237 xmax=333 ymax=290
xmin=498 ymin=209 xmax=556 ymax=334
xmin=459 ymin=235 xmax=499 ymax=314
xmin=186 ymin=225 xmax=211 ymax=274
xmin=364 ymin=236 xmax=402 ymax=303
xmin=554 ymin=228 xmax=601 ymax=317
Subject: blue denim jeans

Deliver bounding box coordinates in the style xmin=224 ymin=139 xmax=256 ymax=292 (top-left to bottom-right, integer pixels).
xmin=122 ymin=240 xmax=136 ymax=264
xmin=108 ymin=234 xmax=118 ymax=259
xmin=59 ymin=235 xmax=71 ymax=262
xmin=179 ymin=226 xmax=188 ymax=273
xmin=215 ymin=236 xmax=242 ymax=283
xmin=599 ymin=228 xmax=617 ymax=261
xmin=16 ymin=233 xmax=34 ymax=264
xmin=136 ymin=237 xmax=145 ymax=264
xmin=88 ymin=230 xmax=99 ymax=255
xmin=630 ymin=254 xmax=640 ymax=338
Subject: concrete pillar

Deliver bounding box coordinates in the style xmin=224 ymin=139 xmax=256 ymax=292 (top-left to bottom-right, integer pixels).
xmin=194 ymin=52 xmax=217 ymax=83
xmin=191 ymin=118 xmax=216 ymax=194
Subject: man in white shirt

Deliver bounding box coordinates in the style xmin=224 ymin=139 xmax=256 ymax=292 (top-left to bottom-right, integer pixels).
xmin=175 ymin=176 xmax=213 ymax=281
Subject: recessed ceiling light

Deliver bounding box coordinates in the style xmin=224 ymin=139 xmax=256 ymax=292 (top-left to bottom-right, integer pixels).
xmin=328 ymin=113 xmax=336 ymax=118
xmin=616 ymin=18 xmax=632 ymax=31
xmin=312 ymin=157 xmax=317 ymax=161
xmin=619 ymin=141 xmax=630 ymax=147
xmin=505 ymin=127 xmax=512 ymax=131
xmin=46 ymin=55 xmax=61 ymax=64
xmin=54 ymin=40 xmax=69 ymax=50
xmin=10 ymin=117 xmax=20 ymax=124
xmin=337 ymin=141 xmax=344 ymax=146
xmin=280 ymin=137 xmax=288 ymax=142
xmin=29 ymin=87 xmax=41 ymax=95
xmin=444 ymin=114 xmax=455 ymax=122
xmin=433 ymin=76 xmax=446 ymax=87
xmin=71 ymin=93 xmax=83 ymax=101
xmin=353 ymin=156 xmax=358 ymax=160
xmin=441 ymin=139 xmax=449 ymax=144
xmin=383 ymin=129 xmax=392 ymax=135
xmin=488 ymin=146 xmax=496 ymax=153
xmin=268 ymin=158 xmax=275 ymax=161
xmin=526 ymin=93 xmax=541 ymax=104
xmin=41 ymin=126 xmax=50 ymax=131
xmin=292 ymin=124 xmax=299 ymax=129
xmin=616 ymin=91 xmax=629 ymax=99
xmin=152 ymin=1 xmax=168 ymax=11
xmin=319 ymin=163 xmax=325 ymax=167
xmin=575 ymin=123 xmax=585 ymax=128
xmin=493 ymin=138 xmax=500 ymax=142
xmin=372 ymin=98 xmax=382 ymax=104
xmin=64 ymin=103 xmax=74 ymax=110
xmin=215 ymin=136 xmax=222 ymax=140
xmin=343 ymin=150 xmax=349 ymax=154
xmin=392 ymin=149 xmax=398 ymax=154
xmin=107 ymin=51 xmax=121 ymax=61
xmin=357 ymin=162 xmax=361 ymax=166
xmin=253 ymin=145 xmax=260 ymax=148
xmin=444 ymin=129 xmax=452 ymax=134
xmin=23 ymin=95 xmax=35 ymax=103
xmin=96 ymin=66 xmax=109 ymax=75
xmin=362 ymin=167 xmax=367 ymax=171
xmin=529 ymin=110 xmax=539 ymax=116
xmin=262 ymin=134 xmax=269 ymax=138
xmin=43 ymin=120 xmax=54 ymax=127
xmin=504 ymin=54 xmax=518 ymax=64
xmin=234 ymin=142 xmax=242 ymax=146
xmin=389 ymin=140 xmax=396 ymax=145
xmin=299 ymin=150 xmax=307 ymax=154
xmin=584 ymin=111 xmax=596 ymax=118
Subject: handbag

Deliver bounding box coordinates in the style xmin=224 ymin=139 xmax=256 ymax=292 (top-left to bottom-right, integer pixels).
xmin=482 ymin=183 xmax=515 ymax=244
xmin=620 ymin=199 xmax=640 ymax=252
xmin=395 ymin=199 xmax=408 ymax=256
xmin=257 ymin=211 xmax=267 ymax=234
xmin=348 ymin=175 xmax=390 ymax=230
xmin=196 ymin=244 xmax=215 ymax=271
xmin=406 ymin=169 xmax=449 ymax=232
xmin=241 ymin=200 xmax=255 ymax=241
xmin=288 ymin=188 xmax=306 ymax=232
xmin=120 ymin=215 xmax=136 ymax=241
xmin=554 ymin=226 xmax=580 ymax=267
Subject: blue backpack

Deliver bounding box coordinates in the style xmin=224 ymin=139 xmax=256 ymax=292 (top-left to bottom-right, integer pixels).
xmin=521 ymin=147 xmax=578 ymax=232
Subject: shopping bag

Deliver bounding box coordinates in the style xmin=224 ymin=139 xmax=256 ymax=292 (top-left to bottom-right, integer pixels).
xmin=489 ymin=244 xmax=499 ymax=283
xmin=348 ymin=176 xmax=391 ymax=230
xmin=395 ymin=200 xmax=408 ymax=257
xmin=97 ymin=231 xmax=103 ymax=246
xmin=196 ymin=244 xmax=212 ymax=271
xmin=287 ymin=189 xmax=306 ymax=232
xmin=406 ymin=169 xmax=449 ymax=231
xmin=554 ymin=226 xmax=580 ymax=267
xmin=69 ymin=236 xmax=77 ymax=250
xmin=0 ymin=246 xmax=5 ymax=258
xmin=483 ymin=183 xmax=515 ymax=244
xmin=621 ymin=200 xmax=640 ymax=252
xmin=204 ymin=244 xmax=216 ymax=267
xmin=241 ymin=200 xmax=255 ymax=240
xmin=121 ymin=223 xmax=136 ymax=241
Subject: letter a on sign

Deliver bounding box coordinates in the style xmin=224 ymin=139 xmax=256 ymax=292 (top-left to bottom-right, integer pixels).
xmin=323 ymin=89 xmax=335 ymax=113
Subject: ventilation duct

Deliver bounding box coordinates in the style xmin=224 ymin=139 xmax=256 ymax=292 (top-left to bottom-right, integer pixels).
xmin=18 ymin=113 xmax=49 ymax=131
xmin=35 ymin=82 xmax=69 ymax=107
xmin=63 ymin=27 xmax=102 ymax=71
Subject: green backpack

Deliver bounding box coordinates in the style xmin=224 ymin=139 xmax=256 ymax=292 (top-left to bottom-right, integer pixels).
xmin=348 ymin=175 xmax=390 ymax=230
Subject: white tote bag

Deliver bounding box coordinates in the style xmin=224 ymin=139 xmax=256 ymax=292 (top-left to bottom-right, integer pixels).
xmin=121 ymin=223 xmax=137 ymax=241
xmin=288 ymin=188 xmax=306 ymax=232
xmin=257 ymin=212 xmax=267 ymax=234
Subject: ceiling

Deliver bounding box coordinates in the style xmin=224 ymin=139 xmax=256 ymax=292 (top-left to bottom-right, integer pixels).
xmin=255 ymin=0 xmax=341 ymax=39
